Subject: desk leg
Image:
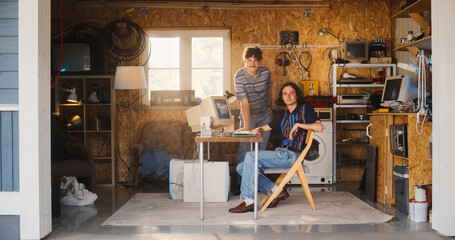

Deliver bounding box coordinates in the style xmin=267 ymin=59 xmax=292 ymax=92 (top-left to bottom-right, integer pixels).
xmin=254 ymin=142 xmax=258 ymax=220
xmin=200 ymin=142 xmax=204 ymax=220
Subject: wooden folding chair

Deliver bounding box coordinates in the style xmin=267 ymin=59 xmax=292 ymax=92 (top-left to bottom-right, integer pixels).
xmin=260 ymin=129 xmax=316 ymax=211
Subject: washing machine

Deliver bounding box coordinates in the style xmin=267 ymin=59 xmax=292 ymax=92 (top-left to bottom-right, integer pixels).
xmin=289 ymin=120 xmax=333 ymax=184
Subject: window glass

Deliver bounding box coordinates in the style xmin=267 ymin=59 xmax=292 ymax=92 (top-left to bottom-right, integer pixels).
xmin=146 ymin=30 xmax=229 ymax=101
xmin=192 ymin=37 xmax=223 ymax=68
xmin=149 ymin=38 xmax=179 ymax=68
xmin=192 ymin=69 xmax=223 ymax=97
xmin=149 ymin=69 xmax=179 ymax=90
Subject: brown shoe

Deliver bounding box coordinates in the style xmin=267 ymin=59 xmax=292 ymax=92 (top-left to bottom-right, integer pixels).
xmin=229 ymin=202 xmax=254 ymax=213
xmin=267 ymin=189 xmax=289 ymax=208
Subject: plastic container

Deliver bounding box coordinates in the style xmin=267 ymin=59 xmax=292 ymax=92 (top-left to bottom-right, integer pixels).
xmin=415 ymin=185 xmax=427 ymax=202
xmin=409 ymin=199 xmax=428 ymax=222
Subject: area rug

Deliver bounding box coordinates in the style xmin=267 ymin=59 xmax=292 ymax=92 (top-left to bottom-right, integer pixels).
xmin=102 ymin=191 xmax=392 ymax=226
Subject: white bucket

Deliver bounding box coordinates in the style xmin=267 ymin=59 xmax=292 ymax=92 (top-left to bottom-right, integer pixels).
xmin=409 ymin=199 xmax=428 ymax=222
xmin=415 ymin=185 xmax=426 ymax=202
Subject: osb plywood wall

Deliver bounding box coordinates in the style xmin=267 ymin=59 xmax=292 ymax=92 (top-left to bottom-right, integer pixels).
xmin=53 ymin=0 xmax=392 ymax=182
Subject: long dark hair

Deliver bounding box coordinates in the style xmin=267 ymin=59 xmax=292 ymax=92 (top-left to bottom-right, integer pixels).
xmin=275 ymin=82 xmax=305 ymax=106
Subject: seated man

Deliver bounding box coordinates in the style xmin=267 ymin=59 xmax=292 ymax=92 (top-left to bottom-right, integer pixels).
xmin=229 ymin=82 xmax=323 ymax=213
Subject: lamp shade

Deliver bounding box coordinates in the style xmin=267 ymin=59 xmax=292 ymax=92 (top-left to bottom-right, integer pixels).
xmin=114 ymin=66 xmax=147 ymax=89
xmin=317 ymin=27 xmax=327 ymax=36
xmin=224 ymin=90 xmax=237 ymax=104
xmin=66 ymin=115 xmax=82 ymax=129
xmin=67 ymin=87 xmax=78 ymax=103
xmin=317 ymin=27 xmax=341 ymax=42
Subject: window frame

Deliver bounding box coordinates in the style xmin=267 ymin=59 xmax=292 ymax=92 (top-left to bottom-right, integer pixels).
xmin=145 ymin=29 xmax=231 ymax=101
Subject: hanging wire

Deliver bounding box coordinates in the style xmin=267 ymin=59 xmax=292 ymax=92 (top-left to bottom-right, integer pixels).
xmin=51 ymin=0 xmax=64 ymax=88
xmin=298 ymin=46 xmax=312 ymax=78
xmin=416 ymin=50 xmax=429 ymax=134
xmin=103 ymin=20 xmax=150 ymax=65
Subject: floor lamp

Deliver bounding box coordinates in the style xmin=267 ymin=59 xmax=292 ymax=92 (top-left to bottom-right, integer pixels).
xmin=114 ymin=66 xmax=147 ymax=185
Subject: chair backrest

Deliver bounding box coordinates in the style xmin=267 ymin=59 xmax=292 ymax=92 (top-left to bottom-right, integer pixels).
xmin=292 ymin=129 xmax=315 ymax=167
xmin=141 ymin=121 xmax=184 ymax=158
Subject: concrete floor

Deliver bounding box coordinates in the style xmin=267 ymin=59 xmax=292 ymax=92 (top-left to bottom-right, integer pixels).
xmin=1 ymin=181 xmax=451 ymax=240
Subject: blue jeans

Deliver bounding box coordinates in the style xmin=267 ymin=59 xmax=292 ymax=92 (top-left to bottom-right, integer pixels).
xmin=236 ymin=113 xmax=271 ymax=185
xmin=236 ymin=148 xmax=300 ymax=200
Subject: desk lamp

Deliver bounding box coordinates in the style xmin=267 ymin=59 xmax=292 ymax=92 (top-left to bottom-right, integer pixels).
xmin=317 ymin=27 xmax=341 ymax=42
xmin=66 ymin=115 xmax=82 ymax=129
xmin=67 ymin=87 xmax=78 ymax=103
xmin=114 ymin=66 xmax=147 ymax=185
xmin=224 ymin=90 xmax=237 ymax=104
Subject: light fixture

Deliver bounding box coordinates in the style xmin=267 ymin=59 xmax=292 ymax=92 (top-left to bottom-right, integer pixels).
xmin=114 ymin=66 xmax=147 ymax=90
xmin=317 ymin=27 xmax=341 ymax=42
xmin=67 ymin=87 xmax=78 ymax=103
xmin=114 ymin=65 xmax=147 ymax=186
xmin=224 ymin=90 xmax=237 ymax=104
xmin=66 ymin=115 xmax=82 ymax=129
xmin=141 ymin=6 xmax=148 ymax=15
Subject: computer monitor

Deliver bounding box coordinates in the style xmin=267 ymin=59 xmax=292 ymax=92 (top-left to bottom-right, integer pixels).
xmin=343 ymin=41 xmax=369 ymax=62
xmin=185 ymin=96 xmax=234 ymax=132
xmin=381 ymin=75 xmax=418 ymax=107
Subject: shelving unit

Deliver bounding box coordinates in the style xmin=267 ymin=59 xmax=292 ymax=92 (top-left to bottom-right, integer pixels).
xmin=392 ymin=0 xmax=431 ymax=56
xmin=330 ymin=63 xmax=396 ymax=182
xmin=54 ymin=75 xmax=116 ymax=187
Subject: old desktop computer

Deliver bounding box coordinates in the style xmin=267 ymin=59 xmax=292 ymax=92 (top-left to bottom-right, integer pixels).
xmin=185 ymin=96 xmax=234 ymax=134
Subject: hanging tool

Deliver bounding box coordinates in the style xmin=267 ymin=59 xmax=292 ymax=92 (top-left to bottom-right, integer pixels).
xmin=276 ymin=46 xmax=291 ymax=76
xmin=286 ymin=43 xmax=306 ymax=80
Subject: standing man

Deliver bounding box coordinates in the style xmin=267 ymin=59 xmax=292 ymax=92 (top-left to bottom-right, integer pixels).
xmin=233 ymin=46 xmax=273 ymax=195
xmin=229 ymin=82 xmax=322 ymax=213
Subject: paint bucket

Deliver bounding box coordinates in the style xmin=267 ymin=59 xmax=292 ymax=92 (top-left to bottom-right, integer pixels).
xmin=415 ymin=185 xmax=427 ymax=201
xmin=409 ymin=199 xmax=428 ymax=222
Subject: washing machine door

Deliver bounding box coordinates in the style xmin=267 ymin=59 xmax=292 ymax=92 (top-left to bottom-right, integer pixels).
xmin=303 ymin=134 xmax=326 ymax=166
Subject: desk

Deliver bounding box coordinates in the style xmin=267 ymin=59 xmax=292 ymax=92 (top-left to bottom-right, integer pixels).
xmin=195 ymin=136 xmax=263 ymax=220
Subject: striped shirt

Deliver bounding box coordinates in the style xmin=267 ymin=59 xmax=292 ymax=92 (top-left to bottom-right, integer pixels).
xmin=234 ymin=66 xmax=273 ymax=119
xmin=268 ymin=104 xmax=319 ymax=151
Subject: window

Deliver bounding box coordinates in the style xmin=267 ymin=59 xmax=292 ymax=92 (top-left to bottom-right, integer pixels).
xmin=146 ymin=30 xmax=230 ymax=101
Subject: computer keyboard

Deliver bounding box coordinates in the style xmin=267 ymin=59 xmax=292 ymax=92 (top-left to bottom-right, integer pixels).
xmin=233 ymin=130 xmax=251 ymax=135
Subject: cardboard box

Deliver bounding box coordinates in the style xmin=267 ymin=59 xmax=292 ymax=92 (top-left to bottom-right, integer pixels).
xmin=184 ymin=161 xmax=230 ymax=202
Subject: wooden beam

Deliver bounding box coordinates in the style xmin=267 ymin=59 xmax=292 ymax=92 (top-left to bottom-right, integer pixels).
xmin=75 ymin=1 xmax=330 ymax=10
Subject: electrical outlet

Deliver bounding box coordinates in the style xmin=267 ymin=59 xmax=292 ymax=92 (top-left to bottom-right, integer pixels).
xmin=303 ymin=9 xmax=310 ymax=18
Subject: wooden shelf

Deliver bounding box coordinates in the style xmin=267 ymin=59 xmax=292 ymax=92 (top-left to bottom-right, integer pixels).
xmin=392 ymin=0 xmax=431 ymax=19
xmin=85 ymin=103 xmax=111 ymax=106
xmin=335 ymin=104 xmax=372 ymax=108
xmin=85 ymin=130 xmax=111 ymax=133
xmin=393 ymin=36 xmax=432 ymax=52
xmin=335 ymin=83 xmax=384 ymax=88
xmin=59 ymin=103 xmax=83 ymax=107
xmin=336 ymin=141 xmax=369 ymax=145
xmin=336 ymin=120 xmax=370 ymax=124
